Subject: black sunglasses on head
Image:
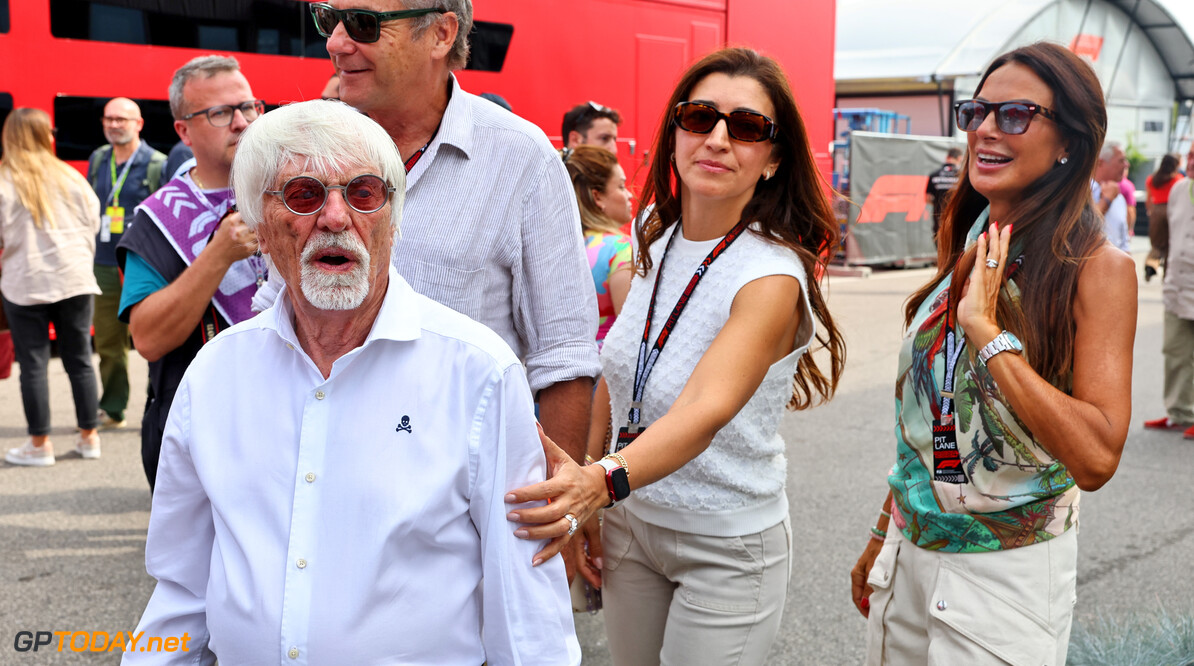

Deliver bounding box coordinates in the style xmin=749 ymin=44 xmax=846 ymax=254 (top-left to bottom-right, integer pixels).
xmin=954 ymin=99 xmax=1059 ymax=135
xmin=310 ymin=3 xmax=447 ymax=44
xmin=672 ymin=101 xmax=777 ymax=143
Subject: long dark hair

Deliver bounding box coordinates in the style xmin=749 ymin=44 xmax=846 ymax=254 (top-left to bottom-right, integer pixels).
xmin=905 ymin=42 xmax=1108 ymax=387
xmin=636 ymin=47 xmax=844 ymax=409
xmin=1152 ymin=153 xmax=1180 ymax=189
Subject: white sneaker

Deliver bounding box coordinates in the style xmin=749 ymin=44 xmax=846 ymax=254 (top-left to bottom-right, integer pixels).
xmin=76 ymin=433 xmax=101 ymax=460
xmin=5 ymin=439 xmax=56 ymax=466
xmin=98 ymin=410 xmax=126 ymax=430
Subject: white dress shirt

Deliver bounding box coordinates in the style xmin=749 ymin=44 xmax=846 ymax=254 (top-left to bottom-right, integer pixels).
xmin=393 ymin=76 xmax=599 ymax=393
xmin=125 ymin=266 xmax=580 ymax=666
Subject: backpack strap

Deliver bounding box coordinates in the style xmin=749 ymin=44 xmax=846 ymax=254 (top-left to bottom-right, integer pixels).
xmin=87 ymin=145 xmax=112 ymax=189
xmin=146 ymin=149 xmax=168 ymax=193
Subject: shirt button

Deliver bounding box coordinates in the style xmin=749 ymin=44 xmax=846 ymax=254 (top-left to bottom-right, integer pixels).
xmin=315 ymin=390 xmax=325 ymax=400
xmin=288 ymin=647 xmax=299 ymax=659
xmin=286 ymin=343 xmax=294 ymax=350
xmin=936 ymin=600 xmax=948 ymax=611
xmin=296 ymin=558 xmax=307 ymax=569
xmin=305 ymin=472 xmax=316 ymax=483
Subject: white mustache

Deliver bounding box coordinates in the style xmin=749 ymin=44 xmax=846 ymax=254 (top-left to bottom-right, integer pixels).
xmin=301 ymin=231 xmax=367 ymax=265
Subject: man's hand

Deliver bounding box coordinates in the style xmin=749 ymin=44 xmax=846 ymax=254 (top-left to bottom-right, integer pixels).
xmin=205 ymin=211 xmax=258 ymax=266
xmin=1098 ymin=181 xmax=1119 ymax=207
xmin=574 ymin=515 xmax=604 ymax=589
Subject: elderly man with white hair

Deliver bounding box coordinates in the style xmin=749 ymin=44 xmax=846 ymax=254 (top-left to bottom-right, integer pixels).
xmin=123 ymin=99 xmax=580 ymax=665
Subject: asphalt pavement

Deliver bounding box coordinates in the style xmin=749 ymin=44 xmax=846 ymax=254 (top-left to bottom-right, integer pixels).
xmin=1 ymin=238 xmax=1189 ymax=664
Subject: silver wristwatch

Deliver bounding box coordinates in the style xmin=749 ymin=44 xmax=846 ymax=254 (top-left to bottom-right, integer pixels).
xmin=978 ymin=331 xmax=1023 ymax=365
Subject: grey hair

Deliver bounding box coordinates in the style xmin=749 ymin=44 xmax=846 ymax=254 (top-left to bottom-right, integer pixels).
xmin=230 ymin=100 xmax=405 ymax=235
xmin=1099 ymin=141 xmax=1122 ymax=162
xmin=169 ymin=55 xmax=242 ymax=120
xmin=405 ymin=0 xmax=473 ymax=70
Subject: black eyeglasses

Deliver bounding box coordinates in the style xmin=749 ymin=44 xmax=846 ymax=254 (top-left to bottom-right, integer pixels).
xmin=265 ymin=174 xmax=395 ymax=216
xmin=310 ymin=3 xmax=447 ymax=44
xmin=672 ymin=101 xmax=777 ymax=143
xmin=182 ymin=100 xmax=265 ymax=127
xmin=954 ymin=100 xmax=1059 ymax=135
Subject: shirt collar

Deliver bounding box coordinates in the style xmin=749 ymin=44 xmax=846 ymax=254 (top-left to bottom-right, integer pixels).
xmin=263 ymin=265 xmax=423 ymax=353
xmin=432 ymin=74 xmax=474 ymax=161
xmin=115 ymin=140 xmax=152 ymax=165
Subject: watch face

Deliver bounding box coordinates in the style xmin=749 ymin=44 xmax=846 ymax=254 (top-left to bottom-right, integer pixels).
xmin=610 ymin=469 xmax=631 ymax=500
xmin=1004 ymin=332 xmax=1023 ymax=352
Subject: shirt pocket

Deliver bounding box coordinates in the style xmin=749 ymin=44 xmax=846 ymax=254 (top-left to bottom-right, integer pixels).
xmin=409 ymin=259 xmax=483 ymax=318
xmin=930 ymin=562 xmax=1060 ymax=666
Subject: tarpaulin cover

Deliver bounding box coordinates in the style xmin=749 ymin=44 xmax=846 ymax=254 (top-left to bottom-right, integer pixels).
xmin=845 ymin=131 xmax=964 ymax=266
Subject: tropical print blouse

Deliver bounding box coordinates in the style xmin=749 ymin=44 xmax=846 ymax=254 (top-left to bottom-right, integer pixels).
xmin=889 ymin=208 xmax=1078 ymax=553
xmin=585 ymin=231 xmax=633 ymax=348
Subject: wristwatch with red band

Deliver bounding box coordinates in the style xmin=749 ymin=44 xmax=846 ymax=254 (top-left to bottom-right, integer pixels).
xmin=594 ymin=458 xmax=630 ymax=508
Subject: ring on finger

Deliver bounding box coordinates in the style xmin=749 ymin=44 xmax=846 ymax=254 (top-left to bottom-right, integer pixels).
xmin=985 ymin=258 xmax=999 ymax=269
xmin=564 ymin=513 xmax=578 ymax=536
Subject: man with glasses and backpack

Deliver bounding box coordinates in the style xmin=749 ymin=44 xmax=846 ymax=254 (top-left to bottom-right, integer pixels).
xmin=116 ymin=55 xmax=264 ymax=491
xmin=86 ymin=98 xmax=167 ymax=433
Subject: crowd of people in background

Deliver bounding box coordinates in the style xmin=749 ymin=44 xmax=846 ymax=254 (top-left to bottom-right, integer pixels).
xmin=0 ymin=0 xmax=1184 ymax=662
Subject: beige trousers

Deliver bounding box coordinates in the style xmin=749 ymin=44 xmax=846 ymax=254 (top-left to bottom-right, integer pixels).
xmin=600 ymin=507 xmax=791 ymax=666
xmin=865 ymin=526 xmax=1077 ymax=666
xmin=1163 ymin=310 xmax=1194 ymax=423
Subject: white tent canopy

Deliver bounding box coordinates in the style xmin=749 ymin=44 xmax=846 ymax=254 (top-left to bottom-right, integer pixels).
xmin=836 ymin=0 xmax=1194 ymax=102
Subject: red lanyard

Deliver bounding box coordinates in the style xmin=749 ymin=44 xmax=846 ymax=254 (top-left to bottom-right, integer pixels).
xmin=403 ymin=122 xmax=442 ymax=173
xmin=626 ymin=219 xmax=749 ymax=429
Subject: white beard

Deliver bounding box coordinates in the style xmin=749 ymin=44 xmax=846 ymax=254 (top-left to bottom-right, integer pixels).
xmin=298 ymin=231 xmax=371 ymax=311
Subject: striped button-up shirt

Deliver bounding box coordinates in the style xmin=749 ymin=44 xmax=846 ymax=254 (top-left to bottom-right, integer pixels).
xmin=393 ymin=76 xmax=600 ymax=393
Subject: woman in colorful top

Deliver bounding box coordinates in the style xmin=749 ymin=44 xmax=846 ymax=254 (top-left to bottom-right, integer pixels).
xmin=1143 ymin=153 xmax=1181 ymax=281
xmin=509 ymin=48 xmax=845 ymax=663
xmin=564 ymin=145 xmax=634 ymax=348
xmin=850 ymin=42 xmax=1136 ymax=664
xmin=1 ymin=109 xmax=103 ymax=466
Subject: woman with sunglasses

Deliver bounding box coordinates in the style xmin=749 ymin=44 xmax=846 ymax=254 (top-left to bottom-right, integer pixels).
xmin=1 ymin=108 xmax=103 ymax=465
xmin=850 ymin=42 xmax=1136 ymax=664
xmin=509 ymin=47 xmax=844 ymax=663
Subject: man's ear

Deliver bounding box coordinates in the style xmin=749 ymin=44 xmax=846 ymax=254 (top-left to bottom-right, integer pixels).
xmin=430 ymin=12 xmax=459 ymax=61
xmin=257 ymin=228 xmax=271 ymax=255
xmin=174 ymin=119 xmax=192 ymax=147
xmin=567 ymin=130 xmax=584 ymax=148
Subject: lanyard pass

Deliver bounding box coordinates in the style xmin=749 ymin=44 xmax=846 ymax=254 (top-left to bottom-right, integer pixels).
xmin=620 ymin=220 xmax=750 ymax=451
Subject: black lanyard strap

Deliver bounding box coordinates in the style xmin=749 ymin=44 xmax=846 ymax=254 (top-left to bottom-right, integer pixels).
xmin=937 ymin=251 xmax=1025 ymax=420
xmin=627 ymin=219 xmax=749 ymax=430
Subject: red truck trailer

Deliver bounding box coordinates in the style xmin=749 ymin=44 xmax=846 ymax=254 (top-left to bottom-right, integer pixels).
xmin=0 ymin=0 xmax=835 ymax=184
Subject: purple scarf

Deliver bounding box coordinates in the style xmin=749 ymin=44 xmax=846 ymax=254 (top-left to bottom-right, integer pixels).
xmin=136 ymin=173 xmax=264 ymax=325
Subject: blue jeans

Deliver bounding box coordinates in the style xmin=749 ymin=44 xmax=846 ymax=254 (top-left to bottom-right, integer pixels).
xmin=1 ymin=293 xmax=98 ymax=436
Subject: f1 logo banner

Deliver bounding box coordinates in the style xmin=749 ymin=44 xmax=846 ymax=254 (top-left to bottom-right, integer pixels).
xmin=844 ymin=131 xmax=964 ymax=266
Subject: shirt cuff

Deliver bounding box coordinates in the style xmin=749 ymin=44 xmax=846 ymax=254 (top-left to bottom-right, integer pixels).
xmin=523 ymin=340 xmax=600 ymax=394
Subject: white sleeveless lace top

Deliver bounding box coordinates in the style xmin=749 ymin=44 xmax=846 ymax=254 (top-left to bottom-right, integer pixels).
xmin=601 ymin=223 xmax=814 ymax=537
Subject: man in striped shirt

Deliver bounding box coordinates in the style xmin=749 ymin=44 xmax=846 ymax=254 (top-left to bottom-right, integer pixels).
xmin=319 ymin=0 xmax=600 ymax=547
